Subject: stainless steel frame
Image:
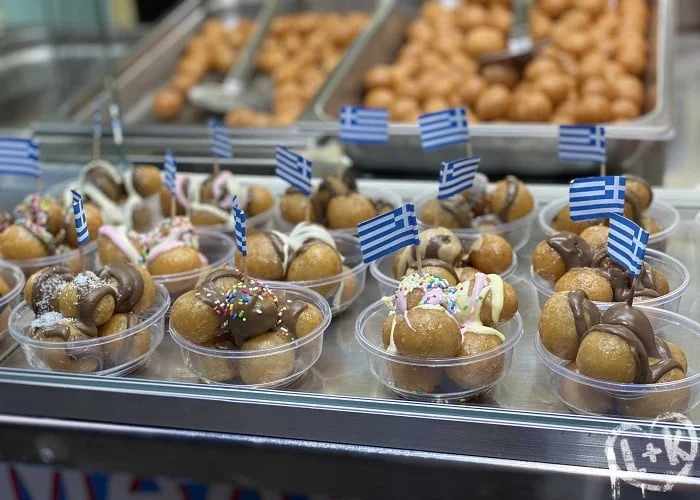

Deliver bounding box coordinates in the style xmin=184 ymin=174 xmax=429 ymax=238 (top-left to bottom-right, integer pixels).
xmin=0 ymin=176 xmax=698 ymax=494
xmin=299 ymin=0 xmax=675 ymax=175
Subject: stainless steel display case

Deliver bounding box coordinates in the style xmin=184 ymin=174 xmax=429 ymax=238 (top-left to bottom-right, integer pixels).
xmin=299 ymin=0 xmax=676 ymax=176
xmin=0 ymin=175 xmax=698 ymax=498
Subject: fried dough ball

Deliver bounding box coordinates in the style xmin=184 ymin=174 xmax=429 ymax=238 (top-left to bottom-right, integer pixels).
xmin=152 ymin=89 xmax=184 ymax=121
xmin=446 ymin=331 xmax=504 ymax=390
xmin=393 ymin=308 xmax=461 ymax=359
xmin=460 ymin=75 xmax=488 ymax=107
xmin=365 ymin=88 xmax=395 ymax=109
xmin=239 ymin=333 xmax=295 ymax=385
xmin=555 ymin=269 xmax=614 ymax=302
xmin=469 ymin=235 xmax=513 ymax=275
xmin=510 ymin=91 xmax=553 ymax=122
xmin=463 ymin=26 xmax=506 ymax=57
xmin=482 ymin=62 xmax=519 ymax=89
xmin=476 ymin=84 xmax=511 ymax=121
xmin=579 ymin=225 xmax=609 ymax=247
xmin=532 ymin=240 xmax=568 ymax=283
xmin=576 ymin=94 xmax=613 ymax=123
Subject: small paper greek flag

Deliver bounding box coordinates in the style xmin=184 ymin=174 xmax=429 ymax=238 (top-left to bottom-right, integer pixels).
xmin=209 ymin=119 xmax=232 ymax=159
xmin=339 ymin=106 xmax=389 ymax=144
xmin=234 ymin=207 xmax=247 ymax=257
xmin=92 ymin=101 xmax=102 ymax=141
xmin=357 ymin=204 xmax=419 ymax=264
xmin=438 ymin=156 xmax=480 ymax=200
xmin=608 ymin=213 xmax=649 ymax=278
xmin=559 ymin=125 xmax=606 ymax=163
xmin=569 ymin=176 xmax=626 ymax=221
xmin=163 ymin=149 xmax=177 ymax=195
xmin=275 ymin=146 xmax=312 ymax=196
xmin=0 ymin=138 xmax=40 ymax=178
xmin=71 ymin=190 xmax=90 ymax=246
xmin=108 ymin=103 xmax=123 ymax=146
xmin=418 ymin=107 xmax=469 ymax=151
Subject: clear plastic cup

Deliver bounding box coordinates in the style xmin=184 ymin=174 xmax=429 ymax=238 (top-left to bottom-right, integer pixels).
xmin=414 ymin=191 xmax=537 ymax=252
xmin=536 ymin=304 xmax=700 ymax=418
xmin=275 ymin=185 xmax=403 ymax=236
xmin=6 ymin=240 xmax=99 ymax=279
xmin=9 ymin=283 xmax=170 ymax=376
xmin=355 ymin=300 xmax=524 ymax=402
xmin=370 ymin=249 xmax=518 ymax=297
xmin=0 ymin=262 xmax=25 ymax=340
xmin=530 ymin=248 xmax=690 ymax=312
xmin=261 ymin=234 xmax=367 ymax=316
xmin=152 ymin=229 xmax=235 ymax=302
xmin=538 ymin=197 xmax=680 ymax=252
xmin=169 ymin=282 xmax=331 ymax=387
xmin=201 ymin=198 xmax=277 ymax=236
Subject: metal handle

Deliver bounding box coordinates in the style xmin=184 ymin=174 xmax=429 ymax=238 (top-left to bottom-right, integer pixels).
xmin=223 ymin=0 xmax=282 ymax=87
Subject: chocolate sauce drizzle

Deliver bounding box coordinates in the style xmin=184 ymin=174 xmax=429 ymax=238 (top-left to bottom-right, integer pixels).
xmin=98 ymin=263 xmax=145 ymax=313
xmin=497 ymin=176 xmax=520 ymax=222
xmin=567 ymin=289 xmax=600 ymax=338
xmin=30 ymin=266 xmax=74 ymax=314
xmin=438 ymin=197 xmax=473 ymax=227
xmin=279 ymin=300 xmax=308 ymax=336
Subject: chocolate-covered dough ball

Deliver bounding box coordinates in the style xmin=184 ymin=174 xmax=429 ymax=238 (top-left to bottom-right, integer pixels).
xmin=39 ymin=328 xmax=104 ymax=373
xmin=280 ymin=191 xmax=317 ymax=224
xmin=238 ymin=233 xmax=285 ymax=280
xmin=576 ymin=329 xmax=638 ymax=383
xmin=532 ymin=239 xmax=568 ymax=283
xmin=579 ymin=225 xmax=609 ymax=247
xmin=469 ymin=234 xmax=513 ymax=275
xmin=393 ymin=308 xmax=461 ymax=359
xmin=281 ymin=301 xmax=323 ymax=338
xmin=555 ymin=269 xmax=614 ymax=302
xmin=446 ymin=331 xmax=504 ymax=390
xmin=147 ymin=246 xmax=203 ymax=276
xmin=420 ymin=198 xmax=472 ymax=229
xmin=620 ymin=366 xmax=691 ymax=418
xmin=247 ymin=186 xmax=276 ymax=216
xmin=286 ymin=242 xmax=342 ymax=297
xmin=539 ymin=290 xmax=600 ymax=360
xmin=58 ymin=281 xmax=115 ymax=329
xmin=326 ymin=193 xmax=376 ymax=229
xmin=390 ymin=363 xmax=442 ymax=394
xmin=239 ymin=332 xmax=295 ymax=385
xmin=0 ymin=225 xmax=51 ymax=260
xmin=100 ymin=313 xmax=151 ymax=365
xmin=133 ymin=166 xmax=163 ymax=198
xmin=551 ymin=205 xmax=598 ymax=234
xmin=171 ymin=290 xmax=220 ymax=344
xmin=489 ymin=177 xmax=534 ymax=222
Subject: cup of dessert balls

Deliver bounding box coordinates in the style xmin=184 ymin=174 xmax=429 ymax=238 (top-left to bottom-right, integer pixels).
xmin=148 ymin=229 xmax=236 ymax=302
xmin=0 ymin=262 xmax=25 ymax=340
xmin=275 ymin=184 xmax=403 ymax=235
xmin=370 ymin=228 xmax=518 ymax=297
xmin=530 ymin=234 xmax=690 ymax=312
xmin=537 ymin=295 xmax=700 ymax=418
xmin=356 ymin=273 xmax=524 ymax=402
xmin=7 ymin=241 xmax=100 ymax=279
xmin=169 ymin=274 xmax=331 ymax=387
xmin=9 ymin=264 xmax=170 ymax=376
xmin=539 ymin=198 xmax=679 ymax=253
xmin=414 ymin=176 xmax=537 ymax=252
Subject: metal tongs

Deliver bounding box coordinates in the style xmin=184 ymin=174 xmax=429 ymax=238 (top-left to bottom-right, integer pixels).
xmin=188 ymin=0 xmax=282 ymax=114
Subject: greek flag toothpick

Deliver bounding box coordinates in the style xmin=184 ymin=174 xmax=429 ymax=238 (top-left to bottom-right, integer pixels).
xmin=559 ymin=125 xmax=607 ymax=164
xmin=275 ymin=146 xmax=312 ymax=196
xmin=71 ymin=190 xmax=89 ymax=246
xmin=0 ymin=138 xmax=40 ymax=179
xmin=608 ymin=213 xmax=649 ymax=278
xmin=357 ymin=204 xmax=419 ymax=264
xmin=234 ymin=207 xmax=247 ymax=257
xmin=438 ymin=156 xmax=480 ymax=200
xmin=418 ymin=107 xmax=469 ymax=151
xmin=209 ymin=119 xmax=233 ymax=159
xmin=569 ymin=176 xmax=626 ymax=221
xmin=164 ymin=149 xmax=177 ymax=195
xmin=339 ymin=106 xmax=389 ymax=144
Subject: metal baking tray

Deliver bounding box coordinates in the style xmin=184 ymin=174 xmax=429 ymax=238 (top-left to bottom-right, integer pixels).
xmin=0 ymin=174 xmax=699 ymax=484
xmin=55 ymin=0 xmax=392 ymax=136
xmin=299 ymin=0 xmax=675 ymax=176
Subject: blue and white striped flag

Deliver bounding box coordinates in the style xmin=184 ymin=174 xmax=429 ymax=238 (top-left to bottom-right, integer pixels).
xmin=569 ymin=176 xmax=626 ymax=221
xmin=0 ymin=138 xmax=40 ymax=178
xmin=233 ymin=207 xmax=247 ymax=257
xmin=608 ymin=213 xmax=649 ymax=278
xmin=339 ymin=106 xmax=389 ymax=144
xmin=108 ymin=103 xmax=124 ymax=146
xmin=275 ymin=146 xmax=312 ymax=196
xmin=438 ymin=156 xmax=480 ymax=200
xmin=209 ymin=119 xmax=232 ymax=159
xmin=71 ymin=190 xmax=90 ymax=246
xmin=357 ymin=204 xmax=419 ymax=264
xmin=559 ymin=125 xmax=607 ymax=163
xmin=163 ymin=149 xmax=177 ymax=195
xmin=92 ymin=101 xmax=102 ymax=141
xmin=418 ymin=107 xmax=469 ymax=151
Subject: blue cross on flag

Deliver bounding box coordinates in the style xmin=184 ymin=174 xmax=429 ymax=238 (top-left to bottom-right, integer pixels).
xmin=339 ymin=106 xmax=389 ymax=144
xmin=209 ymin=119 xmax=233 ymax=159
xmin=568 ymin=176 xmax=626 ymax=221
xmin=608 ymin=213 xmax=649 ymax=278
xmin=233 ymin=206 xmax=247 ymax=257
xmin=418 ymin=107 xmax=469 ymax=151
xmin=275 ymin=146 xmax=312 ymax=196
xmin=438 ymin=156 xmax=480 ymax=200
xmin=0 ymin=138 xmax=40 ymax=178
xmin=559 ymin=125 xmax=606 ymax=164
xmin=357 ymin=204 xmax=419 ymax=264
xmin=71 ymin=190 xmax=90 ymax=246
